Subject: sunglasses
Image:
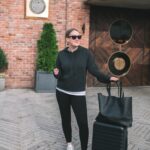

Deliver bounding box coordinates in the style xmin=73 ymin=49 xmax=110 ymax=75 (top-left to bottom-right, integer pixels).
xmin=69 ymin=35 xmax=82 ymax=40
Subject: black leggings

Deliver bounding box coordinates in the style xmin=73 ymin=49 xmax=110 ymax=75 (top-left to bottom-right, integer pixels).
xmin=56 ymin=90 xmax=89 ymax=150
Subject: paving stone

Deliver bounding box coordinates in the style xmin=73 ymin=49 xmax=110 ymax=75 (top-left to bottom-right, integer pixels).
xmin=0 ymin=87 xmax=150 ymax=150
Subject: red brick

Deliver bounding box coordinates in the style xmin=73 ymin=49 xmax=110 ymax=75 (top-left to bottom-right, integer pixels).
xmin=0 ymin=0 xmax=90 ymax=88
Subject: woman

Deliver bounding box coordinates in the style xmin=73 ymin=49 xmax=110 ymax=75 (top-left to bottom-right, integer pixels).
xmin=53 ymin=28 xmax=118 ymax=150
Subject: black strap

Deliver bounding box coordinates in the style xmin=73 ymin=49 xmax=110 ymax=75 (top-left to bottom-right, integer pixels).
xmin=107 ymin=81 xmax=124 ymax=99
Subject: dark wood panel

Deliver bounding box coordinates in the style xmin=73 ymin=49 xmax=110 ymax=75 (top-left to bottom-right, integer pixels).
xmin=87 ymin=6 xmax=150 ymax=86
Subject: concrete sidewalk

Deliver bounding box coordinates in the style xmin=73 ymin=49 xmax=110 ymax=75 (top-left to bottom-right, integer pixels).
xmin=0 ymin=86 xmax=150 ymax=150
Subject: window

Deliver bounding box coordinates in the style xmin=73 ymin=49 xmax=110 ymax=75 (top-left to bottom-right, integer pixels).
xmin=109 ymin=20 xmax=133 ymax=45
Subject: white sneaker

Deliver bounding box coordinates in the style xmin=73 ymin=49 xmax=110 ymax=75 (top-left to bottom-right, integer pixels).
xmin=67 ymin=143 xmax=74 ymax=150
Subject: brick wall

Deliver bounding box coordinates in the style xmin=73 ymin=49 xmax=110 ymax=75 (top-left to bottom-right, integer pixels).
xmin=0 ymin=0 xmax=90 ymax=88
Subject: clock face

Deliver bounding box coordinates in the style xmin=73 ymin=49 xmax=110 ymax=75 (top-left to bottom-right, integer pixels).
xmin=29 ymin=0 xmax=46 ymax=14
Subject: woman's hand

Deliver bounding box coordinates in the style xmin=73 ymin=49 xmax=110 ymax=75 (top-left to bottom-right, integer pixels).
xmin=110 ymin=76 xmax=119 ymax=82
xmin=53 ymin=68 xmax=59 ymax=75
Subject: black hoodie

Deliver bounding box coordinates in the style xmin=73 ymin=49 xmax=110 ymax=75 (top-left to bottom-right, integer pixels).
xmin=54 ymin=46 xmax=110 ymax=92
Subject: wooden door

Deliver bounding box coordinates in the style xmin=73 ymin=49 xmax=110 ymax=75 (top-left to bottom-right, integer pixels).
xmin=87 ymin=6 xmax=150 ymax=86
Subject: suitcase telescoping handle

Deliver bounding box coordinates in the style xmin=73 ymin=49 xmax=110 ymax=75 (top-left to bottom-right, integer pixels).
xmin=107 ymin=80 xmax=124 ymax=99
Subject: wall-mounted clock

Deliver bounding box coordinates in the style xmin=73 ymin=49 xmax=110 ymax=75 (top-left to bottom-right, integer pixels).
xmin=25 ymin=0 xmax=49 ymax=18
xmin=30 ymin=0 xmax=46 ymax=14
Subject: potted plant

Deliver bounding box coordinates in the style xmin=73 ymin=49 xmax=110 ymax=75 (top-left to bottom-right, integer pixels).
xmin=35 ymin=23 xmax=58 ymax=93
xmin=0 ymin=48 xmax=8 ymax=91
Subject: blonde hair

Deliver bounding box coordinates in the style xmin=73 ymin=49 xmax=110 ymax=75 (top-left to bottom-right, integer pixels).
xmin=65 ymin=28 xmax=80 ymax=38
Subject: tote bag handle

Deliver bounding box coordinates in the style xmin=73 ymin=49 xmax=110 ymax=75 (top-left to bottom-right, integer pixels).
xmin=107 ymin=81 xmax=124 ymax=99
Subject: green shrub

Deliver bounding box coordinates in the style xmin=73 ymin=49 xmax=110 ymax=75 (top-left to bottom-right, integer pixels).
xmin=0 ymin=48 xmax=8 ymax=72
xmin=36 ymin=23 xmax=58 ymax=73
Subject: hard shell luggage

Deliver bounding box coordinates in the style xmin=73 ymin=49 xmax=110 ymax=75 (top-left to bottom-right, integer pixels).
xmin=92 ymin=121 xmax=128 ymax=150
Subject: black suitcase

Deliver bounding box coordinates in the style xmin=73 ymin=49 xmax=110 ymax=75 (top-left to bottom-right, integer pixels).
xmin=92 ymin=121 xmax=128 ymax=150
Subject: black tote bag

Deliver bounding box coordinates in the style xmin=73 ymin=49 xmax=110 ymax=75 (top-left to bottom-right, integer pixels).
xmin=96 ymin=81 xmax=133 ymax=127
